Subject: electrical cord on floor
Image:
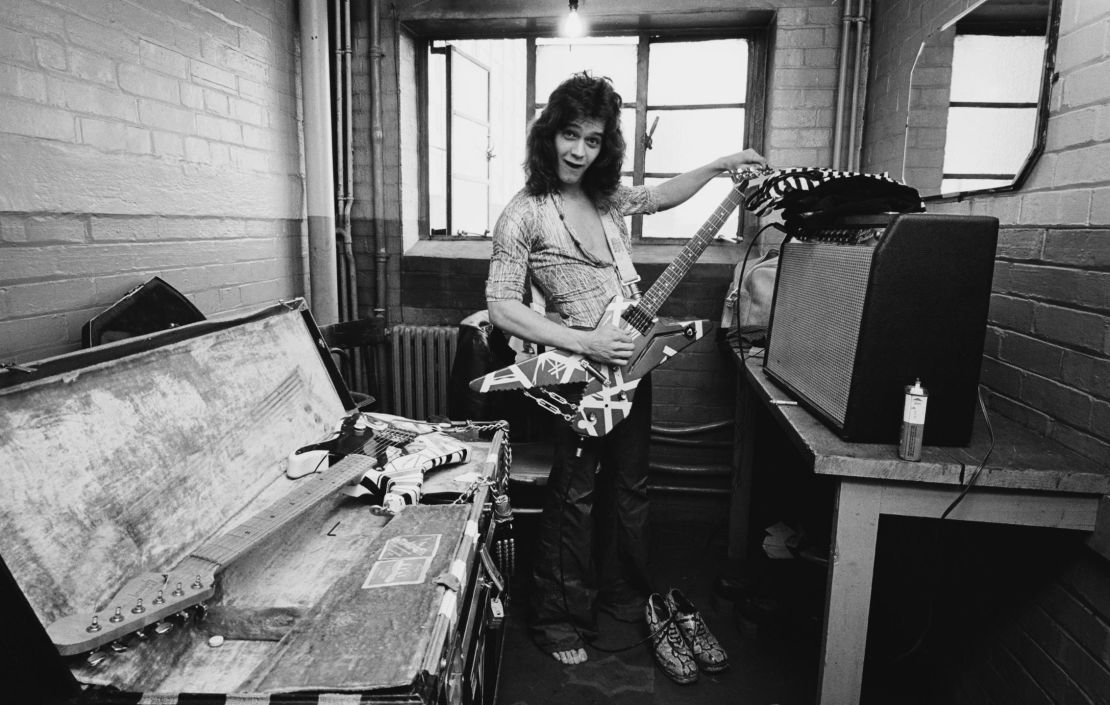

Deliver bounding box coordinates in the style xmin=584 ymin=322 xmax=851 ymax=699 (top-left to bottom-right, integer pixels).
xmin=940 ymin=385 xmax=995 ymax=520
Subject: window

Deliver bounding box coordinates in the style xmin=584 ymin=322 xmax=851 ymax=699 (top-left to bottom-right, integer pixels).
xmin=941 ymin=32 xmax=1046 ymax=194
xmin=426 ymin=31 xmax=765 ymax=242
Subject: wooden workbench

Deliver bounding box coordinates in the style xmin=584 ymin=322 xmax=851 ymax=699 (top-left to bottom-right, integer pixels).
xmin=730 ymin=355 xmax=1110 ymax=705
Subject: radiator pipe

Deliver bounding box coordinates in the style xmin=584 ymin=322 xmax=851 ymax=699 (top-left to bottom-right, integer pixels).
xmin=299 ymin=0 xmax=339 ymax=326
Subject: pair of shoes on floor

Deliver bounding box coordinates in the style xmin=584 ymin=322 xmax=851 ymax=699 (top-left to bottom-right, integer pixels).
xmin=644 ymin=588 xmax=729 ymax=684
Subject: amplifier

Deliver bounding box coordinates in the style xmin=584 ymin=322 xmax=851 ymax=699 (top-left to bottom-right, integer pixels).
xmin=764 ymin=212 xmax=998 ymax=445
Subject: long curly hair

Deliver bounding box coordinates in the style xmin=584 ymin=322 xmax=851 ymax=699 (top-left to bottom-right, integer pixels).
xmin=525 ymin=72 xmax=625 ymax=206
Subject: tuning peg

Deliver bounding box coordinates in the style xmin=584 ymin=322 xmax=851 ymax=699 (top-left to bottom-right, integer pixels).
xmin=153 ymin=589 xmax=166 ymax=605
xmin=85 ymin=650 xmax=107 ymax=667
xmin=108 ymin=640 xmax=128 ymax=653
xmin=86 ymin=615 xmax=103 ymax=633
xmin=153 ymin=620 xmax=175 ymax=635
xmin=108 ymin=606 xmax=125 ymax=623
xmin=130 ymin=598 xmax=146 ymax=614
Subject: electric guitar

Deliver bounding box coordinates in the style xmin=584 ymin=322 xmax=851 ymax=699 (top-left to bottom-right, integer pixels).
xmin=470 ymin=168 xmax=772 ymax=437
xmin=46 ymin=413 xmax=469 ymax=657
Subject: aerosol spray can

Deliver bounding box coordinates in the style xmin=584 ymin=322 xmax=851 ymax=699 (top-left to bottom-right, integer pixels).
xmin=898 ymin=379 xmax=928 ymax=461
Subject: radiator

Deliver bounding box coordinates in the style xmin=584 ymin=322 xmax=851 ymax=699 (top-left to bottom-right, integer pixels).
xmin=388 ymin=324 xmax=458 ymax=421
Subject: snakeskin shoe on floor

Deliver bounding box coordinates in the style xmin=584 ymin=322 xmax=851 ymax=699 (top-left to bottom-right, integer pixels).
xmin=665 ymin=588 xmax=729 ymax=673
xmin=645 ymin=592 xmax=699 ymax=684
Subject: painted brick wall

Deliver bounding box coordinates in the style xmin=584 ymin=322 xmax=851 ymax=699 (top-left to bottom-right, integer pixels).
xmin=353 ymin=0 xmax=852 ymax=430
xmin=861 ymin=1 xmax=1110 ymax=703
xmin=0 ymin=0 xmax=305 ymax=363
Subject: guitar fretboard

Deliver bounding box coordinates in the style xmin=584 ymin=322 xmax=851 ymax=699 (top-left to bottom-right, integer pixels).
xmin=186 ymin=430 xmax=415 ymax=570
xmin=623 ymin=185 xmax=745 ymax=334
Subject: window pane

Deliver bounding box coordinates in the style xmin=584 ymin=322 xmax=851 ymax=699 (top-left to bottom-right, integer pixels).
xmin=452 ymin=178 xmax=490 ymax=236
xmin=451 ymin=118 xmax=489 ymax=180
xmin=648 ymin=39 xmax=748 ymax=105
xmin=644 ymin=108 xmax=745 ymax=174
xmin=641 ymin=176 xmax=741 ymax=240
xmin=430 ymin=148 xmax=446 ymax=232
xmin=451 ymin=52 xmax=488 ymax=121
xmin=950 ymin=35 xmax=1044 ymax=103
xmin=941 ymin=177 xmax=1011 ymax=193
xmin=943 ymin=106 xmax=1037 ymax=175
xmin=536 ymin=37 xmax=637 ymax=101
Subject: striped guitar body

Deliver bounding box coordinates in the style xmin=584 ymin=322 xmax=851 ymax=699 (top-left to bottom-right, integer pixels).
xmin=471 ymin=166 xmax=773 ymax=438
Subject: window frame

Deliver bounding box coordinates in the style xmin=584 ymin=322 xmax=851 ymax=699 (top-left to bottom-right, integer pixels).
xmin=418 ymin=26 xmax=769 ymax=246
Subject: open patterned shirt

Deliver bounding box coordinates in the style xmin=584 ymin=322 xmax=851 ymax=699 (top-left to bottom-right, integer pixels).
xmin=485 ymin=184 xmax=659 ymax=328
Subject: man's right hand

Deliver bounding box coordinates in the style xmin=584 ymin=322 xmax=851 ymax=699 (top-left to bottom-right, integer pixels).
xmin=579 ymin=322 xmax=635 ymax=366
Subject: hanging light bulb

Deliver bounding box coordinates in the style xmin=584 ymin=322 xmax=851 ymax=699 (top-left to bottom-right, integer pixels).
xmin=561 ymin=0 xmax=585 ymax=39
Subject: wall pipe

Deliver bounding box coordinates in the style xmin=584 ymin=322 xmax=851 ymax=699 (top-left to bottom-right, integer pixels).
xmin=831 ymin=0 xmax=854 ymax=169
xmin=333 ymin=0 xmax=357 ymax=324
xmin=299 ymin=0 xmax=339 ymax=326
xmin=369 ymin=0 xmax=388 ymax=322
xmin=847 ymin=1 xmax=868 ymax=171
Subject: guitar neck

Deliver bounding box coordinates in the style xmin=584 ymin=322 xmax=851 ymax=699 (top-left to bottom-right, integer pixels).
xmin=625 ymin=185 xmax=744 ymax=327
xmin=186 ymin=452 xmax=383 ymax=570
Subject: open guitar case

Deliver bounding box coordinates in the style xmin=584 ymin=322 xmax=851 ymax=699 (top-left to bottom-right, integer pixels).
xmin=0 ymin=300 xmax=510 ymax=705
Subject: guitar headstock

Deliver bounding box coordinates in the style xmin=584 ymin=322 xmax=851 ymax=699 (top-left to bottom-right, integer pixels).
xmin=729 ymin=164 xmax=776 ymax=189
xmin=47 ymin=570 xmax=215 ymax=656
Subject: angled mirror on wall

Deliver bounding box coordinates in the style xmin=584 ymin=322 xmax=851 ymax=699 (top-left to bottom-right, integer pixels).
xmin=903 ymin=0 xmax=1059 ymax=200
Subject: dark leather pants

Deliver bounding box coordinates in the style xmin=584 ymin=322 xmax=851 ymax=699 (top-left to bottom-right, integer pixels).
xmin=529 ymin=376 xmax=654 ymax=652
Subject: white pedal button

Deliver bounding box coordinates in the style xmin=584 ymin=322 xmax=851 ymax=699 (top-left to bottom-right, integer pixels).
xmin=208 ymin=635 xmax=225 ymax=648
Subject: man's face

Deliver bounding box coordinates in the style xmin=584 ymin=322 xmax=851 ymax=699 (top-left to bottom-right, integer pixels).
xmin=554 ymin=117 xmax=604 ymax=187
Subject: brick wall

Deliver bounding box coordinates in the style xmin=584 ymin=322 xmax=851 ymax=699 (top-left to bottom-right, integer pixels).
xmin=861 ymin=1 xmax=1110 ymax=702
xmin=0 ymin=0 xmax=305 ymax=363
xmin=354 ymin=0 xmax=852 ymax=429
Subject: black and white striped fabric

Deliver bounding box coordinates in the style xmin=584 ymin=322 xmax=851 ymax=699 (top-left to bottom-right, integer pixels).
xmin=743 ymin=167 xmax=904 ymax=216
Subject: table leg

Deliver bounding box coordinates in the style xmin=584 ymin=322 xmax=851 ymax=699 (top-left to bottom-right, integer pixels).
xmin=817 ymin=479 xmax=882 ymax=705
xmin=728 ymin=373 xmax=757 ymax=565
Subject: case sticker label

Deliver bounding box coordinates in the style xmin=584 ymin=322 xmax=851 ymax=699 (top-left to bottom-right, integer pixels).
xmin=363 ymin=534 xmax=442 ymax=588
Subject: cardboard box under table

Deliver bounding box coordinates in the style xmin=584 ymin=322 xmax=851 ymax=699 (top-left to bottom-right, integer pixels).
xmin=0 ymin=301 xmax=510 ymax=704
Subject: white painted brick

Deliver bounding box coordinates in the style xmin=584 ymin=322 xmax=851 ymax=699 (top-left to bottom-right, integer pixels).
xmin=1091 ymin=186 xmax=1110 ymax=226
xmin=64 ymin=15 xmax=139 ymax=62
xmin=180 ymin=82 xmax=204 ymax=109
xmin=190 ymin=59 xmax=236 ymax=91
xmin=209 ymin=141 xmax=232 ymax=165
xmin=1062 ymin=61 xmax=1110 ymax=108
xmin=5 ymin=278 xmax=94 ymax=317
xmin=68 ymin=47 xmax=115 ymax=86
xmin=139 ymin=40 xmax=190 ymax=79
xmin=1053 ymin=142 xmax=1110 ymax=186
xmin=1 ymin=0 xmax=66 ymax=40
xmin=138 ymin=98 xmax=194 ymax=133
xmin=0 ymin=96 xmax=75 ymax=141
xmin=0 ymin=215 xmax=26 ymax=243
xmin=119 ymin=64 xmax=179 ymax=103
xmin=152 ymin=130 xmax=185 ymax=158
xmin=79 ymin=117 xmax=151 ymax=154
xmin=0 ymin=63 xmax=46 ymax=101
xmin=184 ymin=135 xmax=211 ymax=162
xmin=1047 ymin=107 xmax=1099 ymax=150
xmin=24 ymin=215 xmax=87 ymax=243
xmin=46 ymin=77 xmax=137 ymax=122
xmin=1055 ymin=19 xmax=1106 ymax=73
xmin=229 ymin=96 xmax=263 ymax=125
xmin=0 ymin=26 xmax=32 ymax=63
xmin=776 ymin=27 xmax=826 ymax=50
xmin=204 ymin=88 xmax=231 ymax=115
xmin=0 ymin=315 xmax=67 ymax=360
xmin=31 ymin=37 xmax=64 ymax=70
xmin=1020 ymin=190 xmax=1093 ymax=226
xmin=196 ymin=114 xmax=242 ymax=143
xmin=231 ymin=145 xmax=269 ymax=172
xmin=238 ymin=27 xmax=270 ymax=59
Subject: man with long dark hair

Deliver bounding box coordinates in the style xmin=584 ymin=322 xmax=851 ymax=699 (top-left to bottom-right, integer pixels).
xmin=485 ymin=72 xmax=766 ymax=665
